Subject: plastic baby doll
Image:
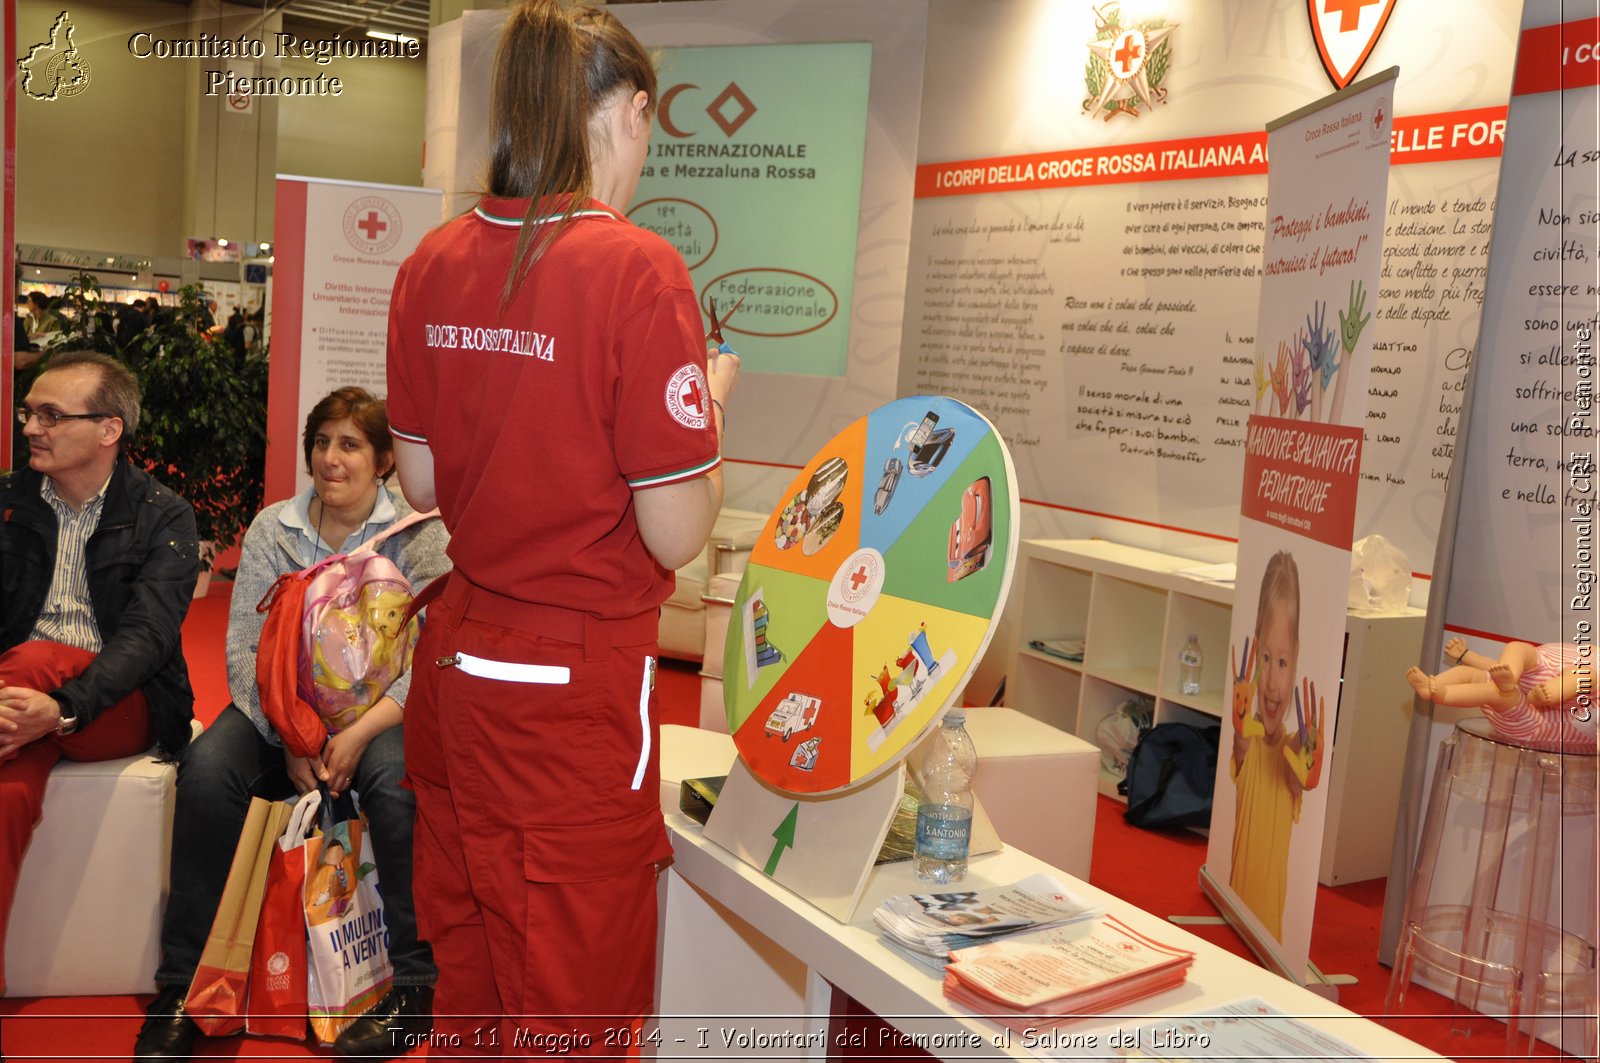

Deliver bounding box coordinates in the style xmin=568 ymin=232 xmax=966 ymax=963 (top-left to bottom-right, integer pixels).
xmin=1407 ymin=638 xmax=1594 ymax=751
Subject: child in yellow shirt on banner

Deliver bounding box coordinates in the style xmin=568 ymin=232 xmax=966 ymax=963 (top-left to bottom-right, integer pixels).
xmin=1228 ymin=550 xmax=1326 ymax=940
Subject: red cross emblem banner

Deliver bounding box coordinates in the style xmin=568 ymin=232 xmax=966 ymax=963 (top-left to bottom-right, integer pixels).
xmin=723 ymin=395 xmax=1018 ymax=796
xmin=1201 ymin=69 xmax=1396 ymax=987
xmin=265 ymin=177 xmax=443 ymax=500
xmin=1309 ymin=0 xmax=1397 ymax=89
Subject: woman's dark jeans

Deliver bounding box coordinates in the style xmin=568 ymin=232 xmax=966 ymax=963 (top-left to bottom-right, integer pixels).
xmin=154 ymin=705 xmax=435 ymax=988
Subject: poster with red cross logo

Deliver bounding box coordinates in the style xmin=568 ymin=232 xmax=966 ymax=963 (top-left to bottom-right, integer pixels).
xmin=266 ymin=177 xmax=442 ymax=500
xmin=722 ymin=395 xmax=1018 ymax=795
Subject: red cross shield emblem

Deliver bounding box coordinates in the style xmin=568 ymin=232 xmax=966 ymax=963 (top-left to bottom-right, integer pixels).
xmin=1308 ymin=0 xmax=1396 ymax=89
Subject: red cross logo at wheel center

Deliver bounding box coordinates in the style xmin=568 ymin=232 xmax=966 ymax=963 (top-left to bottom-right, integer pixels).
xmin=682 ymin=378 xmax=706 ymax=417
xmin=1323 ymin=0 xmax=1381 ymax=32
xmin=827 ymin=544 xmax=884 ymax=628
xmin=1114 ymin=34 xmax=1142 ymax=75
xmin=357 ymin=211 xmax=388 ymax=242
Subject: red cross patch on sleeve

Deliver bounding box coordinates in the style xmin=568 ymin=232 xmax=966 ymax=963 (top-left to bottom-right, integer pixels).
xmin=664 ymin=363 xmax=712 ymax=430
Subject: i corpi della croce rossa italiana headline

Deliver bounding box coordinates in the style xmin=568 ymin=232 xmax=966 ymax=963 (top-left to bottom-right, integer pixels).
xmin=126 ymin=30 xmax=419 ymax=97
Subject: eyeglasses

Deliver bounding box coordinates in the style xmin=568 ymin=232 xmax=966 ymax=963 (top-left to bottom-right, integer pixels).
xmin=16 ymin=405 xmax=114 ymax=428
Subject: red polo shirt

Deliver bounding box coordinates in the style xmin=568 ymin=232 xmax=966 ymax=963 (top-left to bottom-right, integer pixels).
xmin=387 ymin=196 xmax=720 ymax=619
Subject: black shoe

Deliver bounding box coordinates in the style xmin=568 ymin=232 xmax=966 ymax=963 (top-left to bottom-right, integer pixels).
xmin=132 ymin=985 xmax=199 ymax=1059
xmin=333 ymin=984 xmax=434 ymax=1058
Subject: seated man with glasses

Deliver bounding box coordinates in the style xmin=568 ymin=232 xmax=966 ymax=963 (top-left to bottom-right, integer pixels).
xmin=0 ymin=349 xmax=200 ymax=998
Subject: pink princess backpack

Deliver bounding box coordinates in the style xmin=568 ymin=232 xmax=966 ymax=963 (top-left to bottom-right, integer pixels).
xmin=257 ymin=509 xmax=438 ymax=756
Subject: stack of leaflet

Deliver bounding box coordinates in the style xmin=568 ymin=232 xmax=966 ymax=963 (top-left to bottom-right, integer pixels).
xmin=872 ymin=874 xmax=1100 ymax=967
xmin=942 ymin=914 xmax=1195 ymax=1032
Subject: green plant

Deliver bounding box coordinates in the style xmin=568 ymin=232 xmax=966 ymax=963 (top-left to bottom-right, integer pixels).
xmin=53 ymin=276 xmax=268 ymax=560
xmin=55 ymin=272 xmax=120 ymax=356
xmin=125 ymin=284 xmax=268 ymax=560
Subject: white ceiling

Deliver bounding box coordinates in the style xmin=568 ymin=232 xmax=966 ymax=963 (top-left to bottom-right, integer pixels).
xmin=275 ymin=0 xmax=432 ymax=38
xmin=223 ymin=0 xmax=434 ymax=41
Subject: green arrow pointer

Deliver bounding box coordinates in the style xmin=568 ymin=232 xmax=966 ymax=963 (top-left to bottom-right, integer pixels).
xmin=765 ymin=803 xmax=799 ymax=875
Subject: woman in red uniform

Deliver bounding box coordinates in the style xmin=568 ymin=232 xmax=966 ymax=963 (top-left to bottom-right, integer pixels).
xmin=385 ymin=0 xmax=737 ymax=1052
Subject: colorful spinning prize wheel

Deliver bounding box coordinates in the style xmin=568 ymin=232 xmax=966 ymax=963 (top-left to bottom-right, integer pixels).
xmin=724 ymin=395 xmax=1018 ymax=795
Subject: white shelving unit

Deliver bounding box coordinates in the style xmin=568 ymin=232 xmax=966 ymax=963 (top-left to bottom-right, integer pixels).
xmin=1007 ymin=539 xmax=1425 ymax=887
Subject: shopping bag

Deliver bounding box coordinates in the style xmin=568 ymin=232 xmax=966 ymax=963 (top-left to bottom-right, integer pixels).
xmin=305 ymin=786 xmax=394 ymax=1045
xmin=245 ymin=794 xmax=318 ymax=1039
xmin=185 ymin=798 xmax=292 ymax=1036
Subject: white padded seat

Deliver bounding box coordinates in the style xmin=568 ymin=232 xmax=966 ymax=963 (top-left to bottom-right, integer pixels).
xmin=658 ymin=509 xmax=766 ymax=662
xmin=697 ymin=572 xmax=741 ymax=732
xmin=5 ymin=744 xmax=179 ymax=997
xmin=659 ymin=708 xmax=1099 ymax=880
xmin=962 ymin=707 xmax=1100 ymax=879
xmin=659 ymin=724 xmax=738 ymax=815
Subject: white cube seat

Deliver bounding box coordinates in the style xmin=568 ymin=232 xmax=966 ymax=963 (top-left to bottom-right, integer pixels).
xmin=658 ymin=509 xmax=767 ymax=662
xmin=659 ymin=708 xmax=1098 ymax=880
xmin=697 ymin=572 xmax=741 ymax=733
xmin=963 ymin=707 xmax=1099 ymax=879
xmin=5 ymin=746 xmax=177 ymax=997
xmin=659 ymin=724 xmax=738 ymax=815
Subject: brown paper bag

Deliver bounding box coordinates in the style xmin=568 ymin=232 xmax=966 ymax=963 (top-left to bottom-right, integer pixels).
xmin=184 ymin=797 xmax=292 ymax=1036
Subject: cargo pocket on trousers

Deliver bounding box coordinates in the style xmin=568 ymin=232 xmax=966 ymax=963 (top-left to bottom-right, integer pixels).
xmin=522 ymin=804 xmax=672 ymax=883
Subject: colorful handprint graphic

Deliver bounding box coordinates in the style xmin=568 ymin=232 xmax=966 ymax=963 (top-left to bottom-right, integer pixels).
xmin=1285 ymin=676 xmax=1326 ymax=790
xmin=1338 ymin=280 xmax=1370 ymax=358
xmin=1290 ymin=330 xmax=1313 ymax=417
xmin=1232 ymin=636 xmax=1264 ymax=739
xmin=1270 ymin=342 xmax=1291 ymax=417
xmin=1302 ymin=300 xmax=1338 ymax=389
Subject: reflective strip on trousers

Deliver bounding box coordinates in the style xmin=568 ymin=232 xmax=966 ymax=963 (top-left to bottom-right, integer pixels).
xmin=451 ymin=651 xmax=571 ymax=685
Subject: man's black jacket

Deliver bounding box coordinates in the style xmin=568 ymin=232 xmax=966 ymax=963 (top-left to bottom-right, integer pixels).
xmin=0 ymin=461 xmax=200 ymax=757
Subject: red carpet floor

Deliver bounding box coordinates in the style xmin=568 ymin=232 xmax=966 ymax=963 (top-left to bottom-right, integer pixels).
xmin=0 ymin=583 xmax=1585 ymax=1060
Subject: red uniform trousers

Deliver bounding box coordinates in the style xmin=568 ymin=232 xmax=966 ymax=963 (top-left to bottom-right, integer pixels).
xmin=405 ymin=577 xmax=671 ymax=1056
xmin=0 ymin=640 xmax=154 ymax=995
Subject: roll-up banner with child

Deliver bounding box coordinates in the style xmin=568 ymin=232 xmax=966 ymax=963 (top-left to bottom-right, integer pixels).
xmin=1201 ymin=69 xmax=1396 ymax=987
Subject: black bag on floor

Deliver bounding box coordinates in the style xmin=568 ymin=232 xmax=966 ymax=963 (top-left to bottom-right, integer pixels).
xmin=1120 ymin=722 xmax=1220 ymax=829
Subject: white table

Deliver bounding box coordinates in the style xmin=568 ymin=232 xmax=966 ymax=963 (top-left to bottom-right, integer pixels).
xmin=653 ymin=812 xmax=1444 ymax=1061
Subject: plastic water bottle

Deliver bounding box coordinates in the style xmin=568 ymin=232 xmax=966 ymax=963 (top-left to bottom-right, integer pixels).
xmin=914 ymin=709 xmax=978 ymax=883
xmin=1179 ymin=634 xmax=1204 ymax=696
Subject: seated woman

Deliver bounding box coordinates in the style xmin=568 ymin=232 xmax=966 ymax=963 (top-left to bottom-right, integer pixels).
xmin=1407 ymin=637 xmax=1595 ymax=752
xmin=135 ymin=387 xmax=448 ymax=1061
